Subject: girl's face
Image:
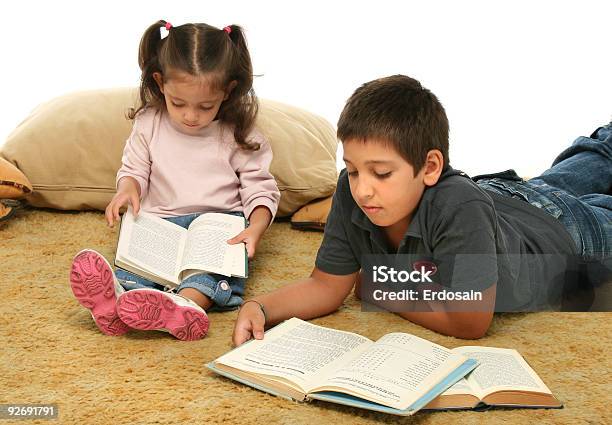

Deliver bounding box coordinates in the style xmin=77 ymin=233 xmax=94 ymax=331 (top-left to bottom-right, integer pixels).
xmin=153 ymin=70 xmax=232 ymax=135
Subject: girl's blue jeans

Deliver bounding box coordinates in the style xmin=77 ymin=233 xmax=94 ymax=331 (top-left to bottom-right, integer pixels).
xmin=115 ymin=211 xmax=246 ymax=311
xmin=475 ymin=123 xmax=612 ymax=286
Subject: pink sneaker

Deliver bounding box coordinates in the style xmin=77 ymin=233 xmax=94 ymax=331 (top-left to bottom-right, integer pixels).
xmin=70 ymin=249 xmax=129 ymax=336
xmin=116 ymin=289 xmax=209 ymax=341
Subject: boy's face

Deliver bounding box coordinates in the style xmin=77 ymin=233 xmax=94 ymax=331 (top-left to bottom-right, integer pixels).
xmin=343 ymin=139 xmax=427 ymax=232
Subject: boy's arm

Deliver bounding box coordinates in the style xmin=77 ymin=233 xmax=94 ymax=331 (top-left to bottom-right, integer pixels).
xmin=395 ymin=285 xmax=496 ymax=339
xmin=232 ymin=267 xmax=358 ymax=346
xmin=415 ymin=196 xmax=499 ymax=339
xmin=355 ymin=272 xmax=496 ymax=339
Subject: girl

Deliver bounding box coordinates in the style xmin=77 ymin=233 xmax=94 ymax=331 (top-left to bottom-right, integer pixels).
xmin=69 ymin=20 xmax=280 ymax=341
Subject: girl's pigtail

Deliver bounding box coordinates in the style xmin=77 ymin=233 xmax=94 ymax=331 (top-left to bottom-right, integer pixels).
xmin=128 ymin=20 xmax=168 ymax=119
xmin=220 ymin=25 xmax=259 ymax=151
xmin=139 ymin=20 xmax=166 ymax=69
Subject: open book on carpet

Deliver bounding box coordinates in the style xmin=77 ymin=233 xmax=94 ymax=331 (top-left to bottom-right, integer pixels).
xmin=208 ymin=318 xmax=478 ymax=416
xmin=425 ymin=346 xmax=562 ymax=410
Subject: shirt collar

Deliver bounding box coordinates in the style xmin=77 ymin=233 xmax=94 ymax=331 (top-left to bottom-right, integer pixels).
xmin=351 ymin=206 xmax=392 ymax=252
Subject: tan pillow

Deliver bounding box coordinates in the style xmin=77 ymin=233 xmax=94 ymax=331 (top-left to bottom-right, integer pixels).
xmin=260 ymin=100 xmax=338 ymax=216
xmin=1 ymin=89 xmax=134 ymax=211
xmin=0 ymin=88 xmax=338 ymax=217
xmin=290 ymin=195 xmax=333 ymax=231
xmin=0 ymin=156 xmax=33 ymax=199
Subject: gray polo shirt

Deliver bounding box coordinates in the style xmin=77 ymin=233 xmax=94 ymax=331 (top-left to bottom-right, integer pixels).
xmin=315 ymin=167 xmax=578 ymax=311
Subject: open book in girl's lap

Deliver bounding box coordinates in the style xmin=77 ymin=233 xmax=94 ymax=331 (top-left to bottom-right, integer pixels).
xmin=115 ymin=208 xmax=247 ymax=288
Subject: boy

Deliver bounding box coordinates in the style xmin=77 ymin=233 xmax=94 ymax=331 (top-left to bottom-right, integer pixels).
xmin=233 ymin=75 xmax=611 ymax=344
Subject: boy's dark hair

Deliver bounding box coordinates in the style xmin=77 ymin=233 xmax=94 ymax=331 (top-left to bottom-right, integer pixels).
xmin=129 ymin=20 xmax=259 ymax=150
xmin=337 ymin=75 xmax=449 ymax=173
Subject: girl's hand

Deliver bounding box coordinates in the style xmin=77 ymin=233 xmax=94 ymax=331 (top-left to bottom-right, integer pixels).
xmin=227 ymin=206 xmax=272 ymax=258
xmin=232 ymin=301 xmax=266 ymax=346
xmin=105 ymin=177 xmax=141 ymax=227
xmin=227 ymin=225 xmax=265 ymax=259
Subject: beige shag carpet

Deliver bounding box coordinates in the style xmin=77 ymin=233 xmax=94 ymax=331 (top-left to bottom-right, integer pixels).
xmin=1 ymin=208 xmax=610 ymax=425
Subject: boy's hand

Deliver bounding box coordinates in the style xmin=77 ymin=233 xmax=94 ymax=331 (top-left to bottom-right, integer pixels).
xmin=105 ymin=177 xmax=141 ymax=228
xmin=232 ymin=301 xmax=265 ymax=346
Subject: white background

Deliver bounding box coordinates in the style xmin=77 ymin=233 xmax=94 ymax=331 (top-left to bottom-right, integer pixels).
xmin=1 ymin=0 xmax=610 ymax=177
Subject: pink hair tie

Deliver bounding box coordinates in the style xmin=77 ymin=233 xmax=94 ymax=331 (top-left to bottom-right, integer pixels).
xmin=223 ymin=26 xmax=232 ymax=34
xmin=165 ymin=22 xmax=172 ymax=30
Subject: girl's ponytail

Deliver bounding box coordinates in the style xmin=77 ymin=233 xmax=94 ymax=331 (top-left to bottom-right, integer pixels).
xmin=139 ymin=20 xmax=166 ymax=69
xmin=224 ymin=25 xmax=251 ymax=78
xmin=223 ymin=25 xmax=239 ymax=45
xmin=217 ymin=24 xmax=259 ymax=151
xmin=128 ymin=20 xmax=168 ymax=119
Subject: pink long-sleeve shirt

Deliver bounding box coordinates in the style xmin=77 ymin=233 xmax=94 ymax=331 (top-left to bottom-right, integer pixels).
xmin=116 ymin=107 xmax=280 ymax=219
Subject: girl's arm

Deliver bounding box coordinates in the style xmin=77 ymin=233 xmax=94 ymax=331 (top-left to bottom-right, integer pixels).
xmin=229 ymin=135 xmax=280 ymax=258
xmin=116 ymin=111 xmax=154 ymax=202
xmin=107 ymin=109 xmax=156 ymax=227
xmin=232 ymin=267 xmax=358 ymax=346
xmin=234 ymin=134 xmax=281 ymax=223
xmin=105 ymin=176 xmax=142 ymax=227
xmin=247 ymin=205 xmax=272 ymax=232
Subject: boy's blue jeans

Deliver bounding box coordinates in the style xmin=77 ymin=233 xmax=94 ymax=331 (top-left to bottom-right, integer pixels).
xmin=475 ymin=123 xmax=612 ymax=267
xmin=115 ymin=211 xmax=246 ymax=311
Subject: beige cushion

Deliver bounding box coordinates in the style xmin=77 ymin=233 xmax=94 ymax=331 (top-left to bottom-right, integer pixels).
xmin=259 ymin=100 xmax=338 ymax=216
xmin=0 ymin=88 xmax=338 ymax=217
xmin=0 ymin=156 xmax=33 ymax=199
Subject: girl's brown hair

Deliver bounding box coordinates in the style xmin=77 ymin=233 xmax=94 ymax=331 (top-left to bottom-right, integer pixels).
xmin=129 ymin=20 xmax=259 ymax=150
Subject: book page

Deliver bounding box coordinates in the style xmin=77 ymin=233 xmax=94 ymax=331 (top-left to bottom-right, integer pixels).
xmin=116 ymin=208 xmax=185 ymax=283
xmin=214 ymin=318 xmax=372 ymax=393
xmin=452 ymin=346 xmax=553 ymax=400
xmin=316 ymin=333 xmax=468 ymax=410
xmin=181 ymin=213 xmax=246 ymax=276
xmin=438 ymin=377 xmax=475 ymax=396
